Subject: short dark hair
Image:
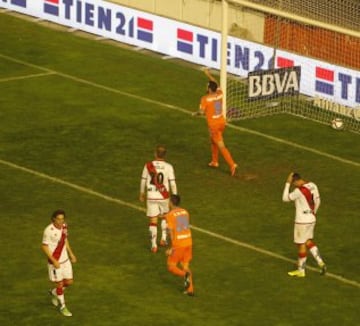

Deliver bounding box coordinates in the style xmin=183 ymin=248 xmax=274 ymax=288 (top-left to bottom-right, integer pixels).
xmin=292 ymin=173 xmax=301 ymax=182
xmin=170 ymin=194 xmax=181 ymax=206
xmin=51 ymin=209 xmax=66 ymax=220
xmin=208 ymin=81 xmax=218 ymax=92
xmin=156 ymin=145 xmax=167 ymax=159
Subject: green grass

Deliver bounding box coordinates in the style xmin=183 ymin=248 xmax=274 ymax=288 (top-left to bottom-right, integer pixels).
xmin=0 ymin=12 xmax=359 ymax=326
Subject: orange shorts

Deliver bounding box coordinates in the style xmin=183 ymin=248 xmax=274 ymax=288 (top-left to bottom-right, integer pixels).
xmin=208 ymin=121 xmax=225 ymax=143
xmin=167 ymin=246 xmax=192 ymax=265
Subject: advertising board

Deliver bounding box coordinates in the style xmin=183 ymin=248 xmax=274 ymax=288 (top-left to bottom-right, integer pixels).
xmin=1 ymin=0 xmax=359 ymax=109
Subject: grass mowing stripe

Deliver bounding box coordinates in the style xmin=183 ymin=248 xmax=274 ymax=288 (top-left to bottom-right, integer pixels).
xmin=0 ymin=53 xmax=359 ymax=168
xmin=1 ymin=157 xmax=359 ymax=289
xmin=0 ymin=158 xmax=141 ymax=212
xmin=190 ymin=225 xmax=360 ymax=289
xmin=0 ymin=71 xmax=55 ymax=83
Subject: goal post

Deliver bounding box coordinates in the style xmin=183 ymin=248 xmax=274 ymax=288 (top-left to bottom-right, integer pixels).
xmin=220 ymin=0 xmax=360 ymax=132
xmin=220 ymin=0 xmax=228 ymax=118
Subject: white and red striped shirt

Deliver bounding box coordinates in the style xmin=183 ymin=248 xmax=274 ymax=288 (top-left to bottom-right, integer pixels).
xmin=42 ymin=223 xmax=69 ymax=264
xmin=282 ymin=182 xmax=321 ymax=223
xmin=140 ymin=160 xmax=177 ymax=200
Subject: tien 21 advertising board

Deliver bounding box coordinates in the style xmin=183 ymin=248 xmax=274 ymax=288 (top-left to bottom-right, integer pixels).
xmin=1 ymin=0 xmax=359 ymax=109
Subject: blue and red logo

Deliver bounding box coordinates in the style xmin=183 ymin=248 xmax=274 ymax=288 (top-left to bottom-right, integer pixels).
xmin=177 ymin=28 xmax=193 ymax=54
xmin=44 ymin=0 xmax=59 ymax=16
xmin=137 ymin=17 xmax=153 ymax=43
xmin=315 ymin=67 xmax=334 ymax=95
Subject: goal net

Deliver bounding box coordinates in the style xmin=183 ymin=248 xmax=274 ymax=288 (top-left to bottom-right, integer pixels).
xmin=225 ymin=0 xmax=360 ymax=133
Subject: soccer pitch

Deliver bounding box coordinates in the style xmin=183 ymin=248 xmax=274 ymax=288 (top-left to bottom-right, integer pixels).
xmin=0 ymin=12 xmax=359 ymax=326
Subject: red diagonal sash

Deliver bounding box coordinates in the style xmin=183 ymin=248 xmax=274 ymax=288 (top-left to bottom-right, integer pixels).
xmin=299 ymin=186 xmax=315 ymax=212
xmin=146 ymin=161 xmax=169 ymax=199
xmin=50 ymin=226 xmax=67 ymax=263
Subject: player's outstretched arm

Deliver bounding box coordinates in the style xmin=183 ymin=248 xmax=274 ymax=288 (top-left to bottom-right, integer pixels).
xmin=204 ymin=68 xmax=218 ymax=84
xmin=282 ymin=172 xmax=294 ymax=202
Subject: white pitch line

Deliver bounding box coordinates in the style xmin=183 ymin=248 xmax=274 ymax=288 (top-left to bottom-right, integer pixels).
xmin=0 ymin=72 xmax=55 ymax=83
xmin=226 ymin=124 xmax=360 ymax=167
xmin=0 ymin=158 xmax=359 ymax=289
xmin=0 ymin=53 xmax=358 ymax=168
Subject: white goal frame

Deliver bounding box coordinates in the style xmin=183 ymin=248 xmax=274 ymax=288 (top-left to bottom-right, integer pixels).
xmin=219 ymin=0 xmax=360 ymax=132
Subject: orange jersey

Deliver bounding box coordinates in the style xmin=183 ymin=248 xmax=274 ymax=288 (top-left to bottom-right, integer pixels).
xmin=166 ymin=207 xmax=192 ymax=248
xmin=200 ymin=89 xmax=226 ymax=126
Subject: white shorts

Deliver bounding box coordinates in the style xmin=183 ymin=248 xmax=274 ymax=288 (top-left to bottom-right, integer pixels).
xmin=146 ymin=199 xmax=169 ymax=218
xmin=294 ymin=222 xmax=315 ymax=244
xmin=48 ymin=259 xmax=73 ymax=282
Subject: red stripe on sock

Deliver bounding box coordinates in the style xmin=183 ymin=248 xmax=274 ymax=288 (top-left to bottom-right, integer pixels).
xmin=56 ymin=287 xmax=64 ymax=295
xmin=306 ymin=240 xmax=315 ymax=249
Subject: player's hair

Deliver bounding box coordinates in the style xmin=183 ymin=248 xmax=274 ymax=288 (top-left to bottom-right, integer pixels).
xmin=170 ymin=194 xmax=181 ymax=206
xmin=51 ymin=209 xmax=66 ymax=220
xmin=292 ymin=173 xmax=302 ymax=182
xmin=208 ymin=81 xmax=218 ymax=92
xmin=156 ymin=145 xmax=167 ymax=158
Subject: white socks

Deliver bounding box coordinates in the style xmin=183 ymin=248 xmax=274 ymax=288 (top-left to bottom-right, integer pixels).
xmin=309 ymin=246 xmax=324 ymax=266
xmin=149 ymin=225 xmax=157 ymax=248
xmin=161 ymin=219 xmax=167 ymax=242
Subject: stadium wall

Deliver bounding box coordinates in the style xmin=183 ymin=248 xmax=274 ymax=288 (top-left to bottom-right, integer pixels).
xmin=109 ymin=0 xmax=266 ymax=43
xmin=264 ymin=16 xmax=360 ymax=70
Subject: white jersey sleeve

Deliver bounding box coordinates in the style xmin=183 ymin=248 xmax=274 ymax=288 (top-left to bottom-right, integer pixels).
xmin=42 ymin=224 xmax=52 ymax=246
xmin=168 ymin=164 xmax=177 ymax=195
xmin=282 ymin=183 xmax=291 ymax=202
xmin=140 ymin=165 xmax=148 ymax=194
xmin=310 ymin=182 xmax=321 ymax=214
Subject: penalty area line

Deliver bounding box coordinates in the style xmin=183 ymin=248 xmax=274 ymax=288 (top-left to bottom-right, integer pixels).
xmin=0 ymin=158 xmax=359 ymax=289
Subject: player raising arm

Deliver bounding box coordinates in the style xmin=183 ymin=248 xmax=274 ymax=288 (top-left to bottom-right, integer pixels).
xmin=282 ymin=172 xmax=327 ymax=277
xmin=193 ymin=68 xmax=238 ymax=176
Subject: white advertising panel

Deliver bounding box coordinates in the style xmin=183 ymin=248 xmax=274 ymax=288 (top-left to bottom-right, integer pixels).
xmin=1 ymin=0 xmax=359 ymax=108
xmin=274 ymin=50 xmax=360 ymax=109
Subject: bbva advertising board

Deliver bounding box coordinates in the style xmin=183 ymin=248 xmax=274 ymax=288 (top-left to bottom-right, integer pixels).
xmin=248 ymin=66 xmax=301 ymax=100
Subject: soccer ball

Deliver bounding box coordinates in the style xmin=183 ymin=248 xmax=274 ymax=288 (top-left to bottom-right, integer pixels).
xmin=331 ymin=118 xmax=344 ymax=130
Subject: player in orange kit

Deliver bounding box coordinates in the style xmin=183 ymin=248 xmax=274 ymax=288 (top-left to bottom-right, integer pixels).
xmin=193 ymin=68 xmax=238 ymax=176
xmin=165 ymin=194 xmax=194 ymax=296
